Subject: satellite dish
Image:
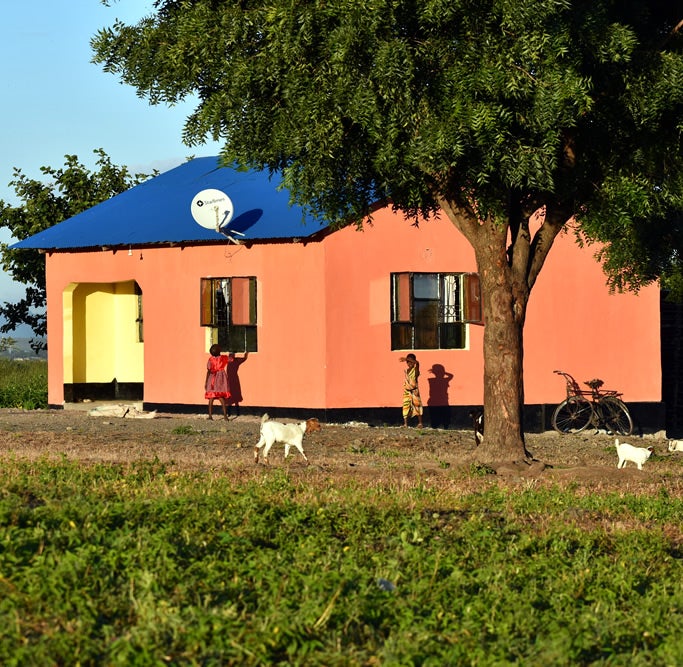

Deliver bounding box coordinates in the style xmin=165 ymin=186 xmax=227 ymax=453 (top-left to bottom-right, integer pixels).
xmin=191 ymin=189 xmax=234 ymax=230
xmin=190 ymin=188 xmax=245 ymax=243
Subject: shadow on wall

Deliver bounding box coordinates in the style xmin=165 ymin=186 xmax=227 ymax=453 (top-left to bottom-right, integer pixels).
xmin=226 ymin=352 xmax=249 ymax=417
xmin=426 ymin=363 xmax=454 ymax=428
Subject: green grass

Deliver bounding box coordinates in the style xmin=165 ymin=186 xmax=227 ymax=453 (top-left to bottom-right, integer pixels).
xmin=0 ymin=359 xmax=47 ymax=409
xmin=171 ymin=424 xmax=196 ymax=435
xmin=1 ymin=461 xmax=683 ymax=665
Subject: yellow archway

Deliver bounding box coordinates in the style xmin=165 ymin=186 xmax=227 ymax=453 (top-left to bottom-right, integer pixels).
xmin=63 ymin=280 xmax=144 ymax=401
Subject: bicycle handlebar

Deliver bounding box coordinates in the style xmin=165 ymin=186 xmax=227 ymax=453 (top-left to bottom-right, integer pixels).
xmin=554 ymin=369 xmax=621 ymax=399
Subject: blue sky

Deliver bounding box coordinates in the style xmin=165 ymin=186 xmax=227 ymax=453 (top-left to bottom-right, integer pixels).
xmin=0 ymin=1 xmax=221 ymax=336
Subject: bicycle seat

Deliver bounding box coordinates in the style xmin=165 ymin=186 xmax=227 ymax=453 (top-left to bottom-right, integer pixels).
xmin=585 ymin=378 xmax=604 ymax=390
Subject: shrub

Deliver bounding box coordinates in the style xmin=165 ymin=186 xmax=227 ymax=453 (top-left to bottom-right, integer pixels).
xmin=0 ymin=359 xmax=48 ymax=409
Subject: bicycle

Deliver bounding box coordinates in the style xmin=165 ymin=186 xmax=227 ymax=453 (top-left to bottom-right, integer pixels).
xmin=551 ymin=370 xmax=633 ymax=435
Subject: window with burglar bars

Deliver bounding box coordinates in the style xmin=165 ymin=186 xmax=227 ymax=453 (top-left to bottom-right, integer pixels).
xmin=200 ymin=277 xmax=257 ymax=352
xmin=391 ymin=272 xmax=482 ymax=350
xmin=134 ymin=282 xmax=143 ymax=343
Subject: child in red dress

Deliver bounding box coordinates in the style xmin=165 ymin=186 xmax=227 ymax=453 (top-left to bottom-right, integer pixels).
xmin=205 ymin=344 xmax=230 ymax=420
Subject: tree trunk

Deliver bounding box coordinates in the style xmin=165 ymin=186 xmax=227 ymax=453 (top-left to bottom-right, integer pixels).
xmin=437 ymin=195 xmax=566 ymax=464
xmin=475 ymin=228 xmax=531 ymax=463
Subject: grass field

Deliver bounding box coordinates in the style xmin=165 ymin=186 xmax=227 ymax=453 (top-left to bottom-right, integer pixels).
xmin=0 ymin=359 xmax=47 ymax=409
xmin=1 ymin=458 xmax=683 ymax=665
xmin=1 ymin=360 xmax=682 ymax=664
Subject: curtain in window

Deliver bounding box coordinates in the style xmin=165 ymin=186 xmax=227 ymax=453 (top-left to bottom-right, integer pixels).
xmin=463 ymin=273 xmax=483 ymax=324
xmin=200 ymin=278 xmax=214 ymax=326
xmin=231 ymin=277 xmax=256 ymax=325
xmin=442 ymin=274 xmax=459 ymax=323
xmin=220 ymin=279 xmax=230 ymax=317
xmin=392 ymin=273 xmax=411 ymax=321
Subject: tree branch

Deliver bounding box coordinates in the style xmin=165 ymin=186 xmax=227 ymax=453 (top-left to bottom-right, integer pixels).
xmin=527 ymin=205 xmax=570 ymax=290
xmin=660 ymin=17 xmax=683 ymax=48
xmin=434 ymin=193 xmax=483 ymax=248
xmin=509 ymin=195 xmax=531 ymax=287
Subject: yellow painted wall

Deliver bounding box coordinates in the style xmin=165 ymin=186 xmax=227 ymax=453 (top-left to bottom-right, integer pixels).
xmin=62 ymin=284 xmax=75 ymax=384
xmin=112 ymin=282 xmax=144 ymax=382
xmin=63 ymin=281 xmax=143 ymax=384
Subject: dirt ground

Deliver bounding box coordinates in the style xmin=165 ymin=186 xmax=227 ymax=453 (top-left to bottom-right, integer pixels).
xmin=1 ymin=405 xmax=682 ymax=496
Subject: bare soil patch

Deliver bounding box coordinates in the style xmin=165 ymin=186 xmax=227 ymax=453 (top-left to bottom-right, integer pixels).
xmin=1 ymin=407 xmax=682 ymax=495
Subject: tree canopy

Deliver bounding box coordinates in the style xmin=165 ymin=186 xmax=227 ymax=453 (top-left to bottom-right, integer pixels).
xmin=0 ymin=150 xmax=151 ymax=347
xmin=91 ymin=0 xmax=683 ymax=461
xmin=93 ymin=1 xmax=683 ymax=276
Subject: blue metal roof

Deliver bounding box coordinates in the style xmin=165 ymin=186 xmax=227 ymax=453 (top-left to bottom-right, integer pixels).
xmin=11 ymin=157 xmax=328 ymax=250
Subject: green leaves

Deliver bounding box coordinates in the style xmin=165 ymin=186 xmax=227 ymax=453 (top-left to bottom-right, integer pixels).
xmin=2 ymin=465 xmax=683 ymax=663
xmin=90 ymin=0 xmax=683 ymax=284
xmin=0 ymin=150 xmax=151 ymax=340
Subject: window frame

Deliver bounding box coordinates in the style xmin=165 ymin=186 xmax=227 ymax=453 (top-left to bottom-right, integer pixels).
xmin=200 ymin=276 xmax=258 ymax=352
xmin=390 ymin=272 xmax=482 ymax=350
xmin=134 ymin=282 xmax=144 ymax=343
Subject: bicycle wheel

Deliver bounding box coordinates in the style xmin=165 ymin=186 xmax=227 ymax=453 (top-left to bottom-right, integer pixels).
xmin=552 ymin=397 xmax=594 ymax=433
xmin=598 ymin=396 xmax=633 ymax=436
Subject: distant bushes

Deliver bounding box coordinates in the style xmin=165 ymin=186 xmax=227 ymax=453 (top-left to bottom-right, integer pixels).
xmin=0 ymin=359 xmax=47 ymax=409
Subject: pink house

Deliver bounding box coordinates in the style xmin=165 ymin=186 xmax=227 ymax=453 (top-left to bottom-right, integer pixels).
xmin=13 ymin=157 xmax=664 ymax=430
